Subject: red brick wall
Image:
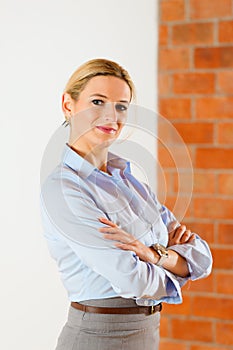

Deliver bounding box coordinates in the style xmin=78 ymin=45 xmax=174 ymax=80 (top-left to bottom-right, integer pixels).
xmin=158 ymin=1 xmax=233 ymax=349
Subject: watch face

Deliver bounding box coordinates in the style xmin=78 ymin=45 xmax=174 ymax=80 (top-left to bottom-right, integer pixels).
xmin=154 ymin=243 xmax=168 ymax=257
xmin=153 ymin=243 xmax=168 ymax=266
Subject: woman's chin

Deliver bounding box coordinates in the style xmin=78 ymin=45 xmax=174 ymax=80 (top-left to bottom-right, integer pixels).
xmin=95 ymin=138 xmax=116 ymax=149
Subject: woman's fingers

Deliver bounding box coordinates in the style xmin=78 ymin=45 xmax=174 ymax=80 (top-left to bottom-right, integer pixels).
xmin=115 ymin=243 xmax=133 ymax=250
xmin=186 ymin=233 xmax=196 ymax=243
xmin=172 ymin=225 xmax=187 ymax=243
xmin=98 ymin=217 xmax=196 ymax=248
xmin=98 ymin=217 xmax=118 ymax=227
xmin=103 ymin=232 xmax=136 ymax=244
xmin=98 ymin=220 xmax=137 ymax=245
xmin=180 ymin=229 xmax=191 ymax=243
xmin=103 ymin=232 xmax=126 ymax=242
xmin=99 ymin=226 xmax=120 ymax=234
xmin=168 ymin=221 xmax=180 ymax=238
xmin=168 ymin=224 xmax=195 ymax=245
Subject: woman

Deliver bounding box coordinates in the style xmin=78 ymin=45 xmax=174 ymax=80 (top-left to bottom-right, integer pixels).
xmin=40 ymin=58 xmax=212 ymax=350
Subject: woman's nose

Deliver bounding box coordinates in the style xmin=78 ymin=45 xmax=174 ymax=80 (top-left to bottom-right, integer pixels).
xmin=103 ymin=102 xmax=117 ymax=122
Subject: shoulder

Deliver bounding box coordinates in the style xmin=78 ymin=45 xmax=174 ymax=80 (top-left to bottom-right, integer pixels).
xmin=41 ymin=163 xmax=81 ymax=194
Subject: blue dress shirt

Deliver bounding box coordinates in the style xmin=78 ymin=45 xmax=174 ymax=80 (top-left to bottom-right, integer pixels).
xmin=40 ymin=143 xmax=212 ymax=306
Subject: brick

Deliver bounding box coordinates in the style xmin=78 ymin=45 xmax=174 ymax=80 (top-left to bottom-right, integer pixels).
xmin=157 ymin=191 xmax=166 ymax=207
xmin=157 ymin=168 xmax=173 ymax=188
xmin=157 ymin=169 xmax=172 ymax=203
xmin=183 ymin=273 xmax=214 ymax=292
xmin=159 ymin=48 xmax=190 ymax=70
xmin=194 ymin=197 xmax=233 ymax=219
xmin=158 ymin=74 xmax=170 ymax=95
xmin=173 ymin=122 xmax=214 ymax=144
xmin=159 ymin=25 xmax=169 ymax=45
xmin=218 ymin=123 xmax=233 ymax=144
xmin=195 ymin=97 xmax=233 ymax=119
xmin=219 ymin=21 xmax=233 ymax=43
xmin=193 ymin=172 xmax=216 ymax=193
xmin=196 ymin=148 xmax=233 ymax=169
xmin=216 ymin=322 xmax=233 ymax=345
xmin=173 ymin=73 xmax=215 ymax=94
xmin=216 ymin=272 xmax=233 ymax=294
xmin=158 ymin=145 xmax=175 ymax=168
xmin=212 ymin=247 xmax=233 ymax=269
xmin=190 ymin=0 xmax=232 ymax=19
xmin=171 ymin=319 xmax=213 ymax=342
xmin=218 ymin=223 xmax=233 ymax=244
xmin=173 ymin=171 xmax=194 ymax=194
xmin=182 ymin=221 xmax=214 ymax=243
xmin=158 ymin=119 xmax=172 ymax=144
xmin=160 ymin=316 xmax=169 ymax=337
xmin=158 ymin=144 xmax=193 ymax=168
xmin=160 ymin=341 xmax=187 ymax=350
xmin=195 ymin=47 xmax=233 ymax=68
xmin=192 ymin=296 xmax=233 ymax=319
xmin=219 ymin=173 xmax=233 ymax=195
xmin=161 ymin=0 xmax=185 ymax=21
xmin=172 ymin=22 xmax=214 ymax=45
xmin=163 ymin=194 xmax=192 ymax=219
xmin=191 ymin=346 xmax=229 ymax=350
xmin=157 ymin=120 xmax=193 ymax=158
xmin=163 ymin=294 xmax=191 ymax=315
xmin=159 ymin=98 xmax=191 ymax=120
xmin=218 ymin=71 xmax=233 ymax=94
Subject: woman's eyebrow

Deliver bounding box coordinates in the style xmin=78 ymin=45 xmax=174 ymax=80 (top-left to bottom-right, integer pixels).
xmin=90 ymin=93 xmax=107 ymax=98
xmin=90 ymin=93 xmax=129 ymax=103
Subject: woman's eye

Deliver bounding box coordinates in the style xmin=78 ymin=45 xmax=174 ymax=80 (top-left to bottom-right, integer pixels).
xmin=115 ymin=104 xmax=128 ymax=112
xmin=92 ymin=99 xmax=104 ymax=106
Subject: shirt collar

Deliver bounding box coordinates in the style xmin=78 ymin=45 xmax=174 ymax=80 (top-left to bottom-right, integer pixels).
xmin=61 ymin=143 xmax=131 ymax=178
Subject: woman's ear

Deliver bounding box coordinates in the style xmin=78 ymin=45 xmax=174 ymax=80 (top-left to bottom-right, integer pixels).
xmin=62 ymin=93 xmax=73 ymax=119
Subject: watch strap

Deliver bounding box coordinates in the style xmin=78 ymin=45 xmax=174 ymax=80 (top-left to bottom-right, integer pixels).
xmin=156 ymin=254 xmax=168 ymax=266
xmin=152 ymin=243 xmax=168 ymax=267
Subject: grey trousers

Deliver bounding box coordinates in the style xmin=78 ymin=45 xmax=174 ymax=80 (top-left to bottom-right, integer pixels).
xmin=55 ymin=297 xmax=160 ymax=350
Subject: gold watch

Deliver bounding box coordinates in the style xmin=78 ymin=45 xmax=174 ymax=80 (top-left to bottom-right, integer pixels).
xmin=152 ymin=243 xmax=168 ymax=266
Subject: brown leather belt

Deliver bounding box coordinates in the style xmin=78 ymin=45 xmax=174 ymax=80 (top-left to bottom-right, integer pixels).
xmin=71 ymin=301 xmax=162 ymax=316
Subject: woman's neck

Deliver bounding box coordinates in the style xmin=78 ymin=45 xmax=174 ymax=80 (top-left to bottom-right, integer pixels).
xmin=68 ymin=143 xmax=109 ymax=173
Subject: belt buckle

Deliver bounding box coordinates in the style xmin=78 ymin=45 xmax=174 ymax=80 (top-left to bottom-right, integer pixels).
xmin=150 ymin=305 xmax=156 ymax=314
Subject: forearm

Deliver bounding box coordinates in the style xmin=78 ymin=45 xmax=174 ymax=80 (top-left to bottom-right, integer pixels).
xmin=150 ymin=247 xmax=190 ymax=278
xmin=99 ymin=217 xmax=190 ymax=278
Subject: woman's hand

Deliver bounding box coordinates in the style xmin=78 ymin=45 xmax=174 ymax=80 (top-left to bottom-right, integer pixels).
xmin=98 ymin=217 xmax=156 ymax=264
xmin=167 ymin=221 xmax=195 ymax=247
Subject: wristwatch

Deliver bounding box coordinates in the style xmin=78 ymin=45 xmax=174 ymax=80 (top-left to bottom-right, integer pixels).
xmin=152 ymin=243 xmax=169 ymax=266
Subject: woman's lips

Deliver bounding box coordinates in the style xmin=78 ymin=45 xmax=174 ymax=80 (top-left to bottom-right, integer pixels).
xmin=96 ymin=126 xmax=117 ymax=134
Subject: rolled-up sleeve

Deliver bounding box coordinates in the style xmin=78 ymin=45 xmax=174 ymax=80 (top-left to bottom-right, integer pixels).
xmin=159 ymin=204 xmax=213 ymax=283
xmin=168 ymin=235 xmax=213 ymax=281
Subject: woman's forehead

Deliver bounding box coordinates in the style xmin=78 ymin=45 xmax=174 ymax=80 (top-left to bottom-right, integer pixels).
xmin=81 ymin=75 xmax=131 ymax=102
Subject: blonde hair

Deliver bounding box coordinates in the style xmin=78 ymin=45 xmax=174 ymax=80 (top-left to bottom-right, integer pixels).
xmin=64 ymin=58 xmax=136 ymax=102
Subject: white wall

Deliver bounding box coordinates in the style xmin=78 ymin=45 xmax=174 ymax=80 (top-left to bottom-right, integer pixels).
xmin=0 ymin=1 xmax=158 ymax=349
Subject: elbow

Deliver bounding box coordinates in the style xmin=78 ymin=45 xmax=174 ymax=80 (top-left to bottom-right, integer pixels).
xmin=188 ymin=236 xmax=213 ymax=280
xmin=110 ymin=264 xmax=154 ymax=298
xmin=204 ymin=255 xmax=213 ymax=278
xmin=111 ymin=263 xmax=168 ymax=299
xmin=189 ymin=253 xmax=213 ymax=281
xmin=201 ymin=245 xmax=213 ymax=278
xmin=111 ymin=278 xmax=148 ymax=299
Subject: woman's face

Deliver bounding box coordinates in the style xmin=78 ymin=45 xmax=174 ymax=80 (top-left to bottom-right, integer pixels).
xmin=62 ymin=75 xmax=131 ymax=152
